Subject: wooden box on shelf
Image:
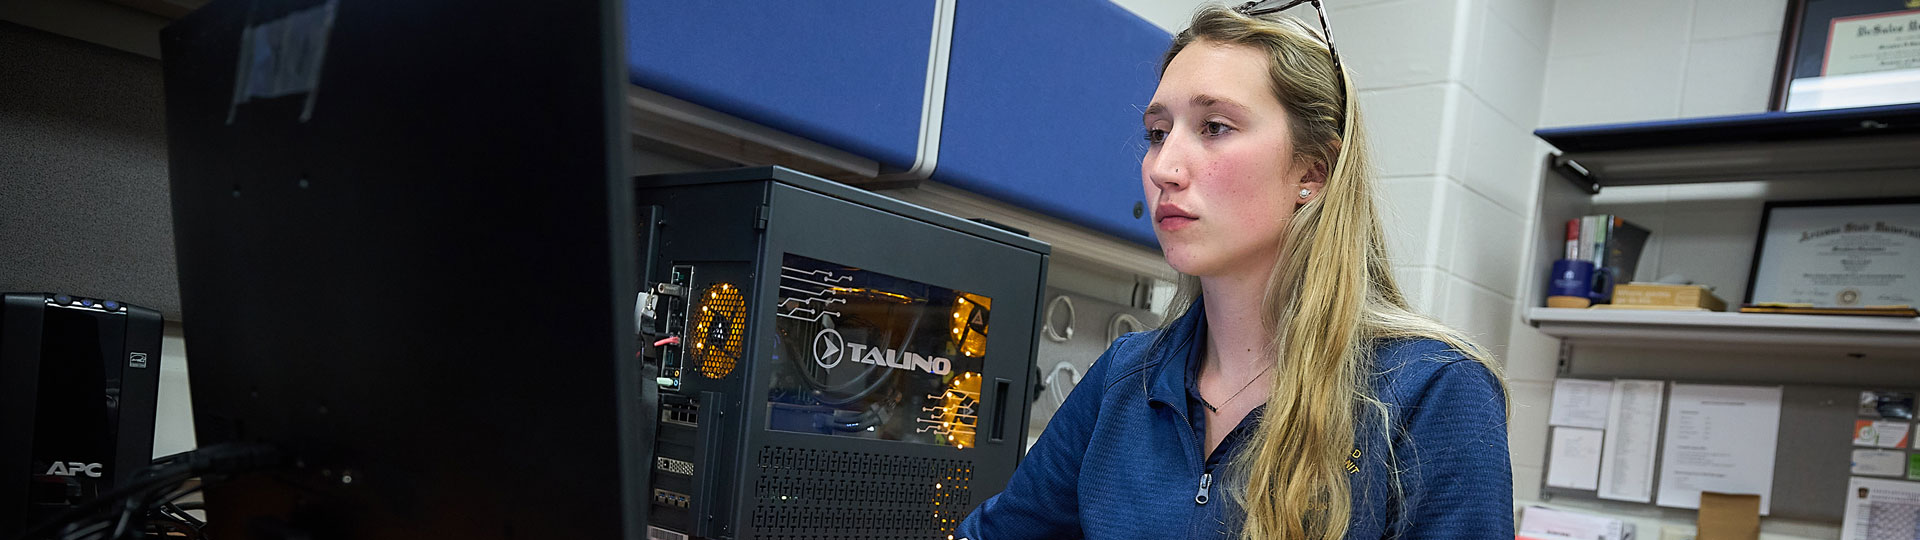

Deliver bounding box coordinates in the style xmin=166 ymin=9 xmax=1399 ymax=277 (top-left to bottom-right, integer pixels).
xmin=1603 ymin=283 xmax=1727 ymax=312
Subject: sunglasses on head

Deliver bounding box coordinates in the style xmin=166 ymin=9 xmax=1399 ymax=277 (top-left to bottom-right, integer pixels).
xmin=1232 ymin=0 xmax=1347 ymax=102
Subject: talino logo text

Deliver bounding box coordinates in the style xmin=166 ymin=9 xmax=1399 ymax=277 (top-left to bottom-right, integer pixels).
xmin=812 ymin=328 xmax=951 ymax=375
xmin=43 ymin=461 xmax=103 ymax=478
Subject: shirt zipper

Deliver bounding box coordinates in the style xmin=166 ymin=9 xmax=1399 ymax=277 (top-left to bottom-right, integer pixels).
xmin=1162 ymin=390 xmax=1208 ymax=497
xmin=1195 ymin=472 xmax=1212 ymax=505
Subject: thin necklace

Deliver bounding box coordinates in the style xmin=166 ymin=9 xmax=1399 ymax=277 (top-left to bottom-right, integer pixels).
xmin=1199 ymin=364 xmax=1275 ymax=413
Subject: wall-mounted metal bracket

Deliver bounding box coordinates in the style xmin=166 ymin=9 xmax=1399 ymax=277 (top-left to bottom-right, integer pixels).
xmin=1549 ymin=153 xmax=1600 ymax=195
xmin=1557 ymin=340 xmax=1576 ymax=377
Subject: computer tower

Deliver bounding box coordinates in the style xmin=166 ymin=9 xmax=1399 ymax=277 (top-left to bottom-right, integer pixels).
xmin=634 ymin=168 xmax=1046 ymax=540
xmin=1 ymin=293 xmax=164 ymax=530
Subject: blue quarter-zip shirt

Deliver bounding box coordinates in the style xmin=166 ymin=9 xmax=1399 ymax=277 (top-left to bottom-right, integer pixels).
xmin=959 ymin=301 xmax=1512 ymax=539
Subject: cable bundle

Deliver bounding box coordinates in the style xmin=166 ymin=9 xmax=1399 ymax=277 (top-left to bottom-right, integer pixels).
xmin=10 ymin=444 xmax=281 ymax=540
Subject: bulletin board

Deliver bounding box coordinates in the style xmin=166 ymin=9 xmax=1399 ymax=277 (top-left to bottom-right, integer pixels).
xmin=1540 ymin=382 xmax=1920 ymax=523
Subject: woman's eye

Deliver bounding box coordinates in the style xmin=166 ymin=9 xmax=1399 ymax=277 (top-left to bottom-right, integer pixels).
xmin=1143 ymin=129 xmax=1168 ymax=144
xmin=1202 ymin=121 xmax=1233 ymax=136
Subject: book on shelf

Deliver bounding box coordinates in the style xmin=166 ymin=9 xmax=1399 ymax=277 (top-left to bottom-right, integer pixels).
xmin=1564 ymin=218 xmax=1580 ymax=260
xmin=1737 ymin=303 xmax=1918 ymax=317
xmin=1561 ymin=214 xmax=1651 ymax=303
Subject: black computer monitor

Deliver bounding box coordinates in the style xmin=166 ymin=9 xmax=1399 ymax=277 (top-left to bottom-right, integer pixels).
xmin=161 ymin=0 xmax=650 ymax=537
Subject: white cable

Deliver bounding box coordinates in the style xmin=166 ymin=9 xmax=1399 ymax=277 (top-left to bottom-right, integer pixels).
xmin=1108 ymin=312 xmax=1145 ymax=342
xmin=1042 ymin=295 xmax=1075 ymax=343
xmin=1045 ymin=360 xmax=1082 ymax=406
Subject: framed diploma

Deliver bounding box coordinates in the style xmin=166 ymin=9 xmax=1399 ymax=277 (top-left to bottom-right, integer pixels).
xmin=1745 ymin=198 xmax=1920 ymax=307
xmin=1771 ymin=0 xmax=1920 ymax=112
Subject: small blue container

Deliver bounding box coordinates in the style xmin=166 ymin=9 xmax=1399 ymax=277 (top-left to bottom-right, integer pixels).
xmin=1547 ymin=259 xmax=1599 ymax=307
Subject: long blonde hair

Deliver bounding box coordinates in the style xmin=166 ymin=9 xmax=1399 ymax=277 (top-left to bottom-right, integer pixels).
xmin=1157 ymin=6 xmax=1507 ymax=540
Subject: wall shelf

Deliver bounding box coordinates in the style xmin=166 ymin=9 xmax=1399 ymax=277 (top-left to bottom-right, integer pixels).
xmin=1526 ymin=307 xmax=1920 ymax=353
xmin=1533 ymin=103 xmax=1920 ymax=193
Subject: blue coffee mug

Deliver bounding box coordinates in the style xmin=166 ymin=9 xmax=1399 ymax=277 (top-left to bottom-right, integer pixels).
xmin=1588 ymin=266 xmax=1616 ymax=303
xmin=1548 ymin=259 xmax=1595 ymax=299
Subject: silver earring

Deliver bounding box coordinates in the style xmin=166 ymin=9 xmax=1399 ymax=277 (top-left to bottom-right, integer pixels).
xmin=1299 ymin=188 xmax=1313 ymax=198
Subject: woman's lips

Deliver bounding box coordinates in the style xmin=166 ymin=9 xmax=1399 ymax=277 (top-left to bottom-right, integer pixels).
xmin=1157 ymin=215 xmax=1196 ymax=231
xmin=1156 ymin=203 xmax=1196 ymax=231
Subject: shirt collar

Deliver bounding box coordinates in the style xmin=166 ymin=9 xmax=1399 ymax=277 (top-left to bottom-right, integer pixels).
xmin=1146 ymin=296 xmax=1207 ymax=414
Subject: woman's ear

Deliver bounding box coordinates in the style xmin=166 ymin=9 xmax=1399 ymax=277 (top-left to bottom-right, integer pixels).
xmin=1298 ymin=141 xmax=1339 ymax=202
xmin=1300 ymin=163 xmax=1330 ymax=195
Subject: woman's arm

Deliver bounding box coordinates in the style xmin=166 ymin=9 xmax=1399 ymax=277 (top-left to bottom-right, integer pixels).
xmin=956 ymin=336 xmax=1129 ymax=540
xmin=1395 ymin=359 xmax=1513 ymax=540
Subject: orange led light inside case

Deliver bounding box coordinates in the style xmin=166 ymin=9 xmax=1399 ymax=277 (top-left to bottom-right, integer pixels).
xmin=693 ymin=283 xmax=746 ymax=378
xmin=948 ymin=293 xmax=990 ymax=358
xmin=933 ymin=372 xmax=982 ymax=449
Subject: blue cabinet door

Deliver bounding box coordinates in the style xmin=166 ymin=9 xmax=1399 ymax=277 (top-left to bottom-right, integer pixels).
xmin=935 ymin=0 xmax=1170 ymax=247
xmin=628 ymin=1 xmax=939 ymax=170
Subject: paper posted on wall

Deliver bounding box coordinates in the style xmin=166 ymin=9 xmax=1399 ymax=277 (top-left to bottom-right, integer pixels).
xmin=1655 ymin=384 xmax=1783 ymax=514
xmin=1855 ymin=450 xmax=1908 ymax=478
xmin=1553 ymin=379 xmax=1615 ymax=430
xmin=1843 ymin=477 xmax=1920 ymax=540
xmin=1548 ymin=427 xmax=1604 ymax=490
xmin=1599 ymin=380 xmax=1665 ymax=503
xmin=1855 ymin=420 xmax=1914 ymax=449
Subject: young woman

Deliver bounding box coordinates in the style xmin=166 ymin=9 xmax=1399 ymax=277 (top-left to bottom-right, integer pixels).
xmin=957 ymin=2 xmax=1512 ymax=539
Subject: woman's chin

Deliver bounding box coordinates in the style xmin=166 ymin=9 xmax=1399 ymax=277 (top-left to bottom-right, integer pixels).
xmin=1159 ymin=248 xmax=1219 ymax=277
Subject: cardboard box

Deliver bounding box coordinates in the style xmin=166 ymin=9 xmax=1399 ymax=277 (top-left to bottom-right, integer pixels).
xmin=1611 ymin=283 xmax=1726 ymax=312
xmin=1697 ymin=492 xmax=1759 ymax=540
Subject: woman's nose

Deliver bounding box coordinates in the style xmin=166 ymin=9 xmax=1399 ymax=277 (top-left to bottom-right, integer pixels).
xmin=1146 ymin=135 xmax=1192 ymax=191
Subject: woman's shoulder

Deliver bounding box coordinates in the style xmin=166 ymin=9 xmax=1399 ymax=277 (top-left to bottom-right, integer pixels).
xmin=1086 ymin=328 xmax=1170 ymax=389
xmin=1368 ymin=337 xmax=1503 ymax=407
